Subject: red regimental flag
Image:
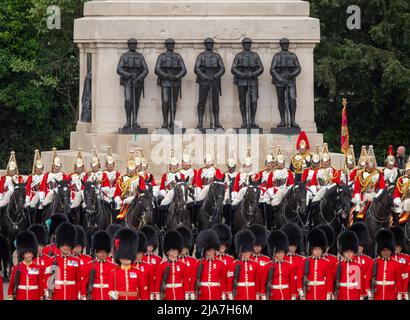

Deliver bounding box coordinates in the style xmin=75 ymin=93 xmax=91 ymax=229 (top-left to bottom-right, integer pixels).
xmin=341 ymin=102 xmax=349 ymax=155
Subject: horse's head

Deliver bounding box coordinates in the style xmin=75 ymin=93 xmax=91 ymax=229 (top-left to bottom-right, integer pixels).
xmin=56 ymin=180 xmax=71 ymax=210
xmin=244 ymin=184 xmax=260 ymax=211
xmin=335 ymin=184 xmax=352 ymax=219
xmin=174 ymin=175 xmax=190 ymax=203
xmin=292 ymin=181 xmax=307 ymax=212
xmin=83 ymin=181 xmax=98 ymax=213
xmin=12 ymin=182 xmax=26 ymax=213
xmin=210 ymin=175 xmax=226 ymax=202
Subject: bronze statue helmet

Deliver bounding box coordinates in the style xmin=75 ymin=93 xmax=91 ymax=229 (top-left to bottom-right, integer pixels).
xmin=204 ymin=37 xmax=214 ymax=44
xmin=242 ymin=37 xmax=252 ymax=44
xmin=279 ymin=38 xmax=290 ymax=45
xmin=127 ymin=38 xmax=138 ymax=45
xmin=165 ymin=38 xmax=175 ymax=45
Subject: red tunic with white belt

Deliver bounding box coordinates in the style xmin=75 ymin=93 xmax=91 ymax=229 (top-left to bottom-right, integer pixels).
xmin=260 ymin=259 xmax=296 ymax=300
xmin=258 ymin=169 xmax=273 ymax=195
xmin=134 ymin=261 xmax=155 ymax=300
xmin=353 ymin=169 xmax=386 ymax=201
xmin=336 ymin=260 xmax=364 ymax=300
xmin=354 ymin=253 xmax=374 ymax=297
xmin=391 ymin=252 xmax=410 ymax=297
xmin=226 ymin=258 xmax=261 ymax=300
xmin=284 ymin=253 xmax=305 ymax=294
xmin=81 ymin=259 xmax=116 ymax=300
xmin=49 ymin=254 xmax=82 ymax=300
xmin=8 ymin=262 xmax=44 ymax=300
xmin=304 ymin=257 xmax=333 ymax=300
xmin=25 ymin=173 xmax=47 ymax=200
xmin=194 ymin=257 xmax=227 ymax=300
xmin=108 ymin=265 xmax=148 ymax=300
xmin=371 ymin=257 xmax=402 ymax=300
xmin=154 ymin=259 xmax=190 ymax=300
xmin=179 ymin=255 xmax=197 ymax=296
xmin=216 ymin=252 xmax=234 ymax=299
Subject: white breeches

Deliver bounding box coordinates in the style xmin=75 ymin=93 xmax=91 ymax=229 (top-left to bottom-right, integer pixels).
xmin=124 ymin=196 xmax=136 ymax=205
xmin=312 ymin=187 xmax=327 ymax=203
xmin=403 ymin=199 xmax=410 ymax=212
xmin=0 ymin=190 xmax=13 ymax=207
xmin=271 ymin=188 xmax=288 ymax=206
xmin=232 ymin=187 xmax=247 ymax=206
xmin=195 ymin=185 xmax=210 ymax=202
xmin=29 ymin=194 xmax=41 ymax=208
xmin=70 ymin=191 xmax=83 ymax=209
xmin=363 ymin=192 xmax=376 ymax=203
xmin=160 ymin=190 xmax=174 ymax=206
xmin=260 ymin=188 xmax=274 ymax=204
xmin=42 ymin=190 xmax=56 ymax=206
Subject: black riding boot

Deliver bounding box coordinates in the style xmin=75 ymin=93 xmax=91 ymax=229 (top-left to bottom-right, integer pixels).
xmin=240 ymin=108 xmax=247 ymax=128
xmin=197 ymin=107 xmax=204 ymax=129
xmin=123 ymin=105 xmax=131 ymax=128
xmin=161 ymin=104 xmax=169 ymax=128
xmin=250 ymin=103 xmax=259 ymax=128
xmin=214 ymin=112 xmax=222 ymax=129
xmin=289 ymin=99 xmax=300 ymax=129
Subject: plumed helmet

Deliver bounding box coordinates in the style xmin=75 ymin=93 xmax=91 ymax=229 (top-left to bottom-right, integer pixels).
xmin=48 ymin=214 xmax=68 ymax=237
xmin=234 ymin=230 xmax=255 ymax=256
xmin=136 ymin=231 xmax=148 ymax=254
xmin=176 ymin=225 xmax=193 ymax=250
xmin=375 ymin=229 xmax=395 ymax=255
xmin=248 ymin=224 xmax=267 ymax=248
xmin=349 ymin=222 xmax=369 ymax=248
xmin=307 ymin=228 xmax=328 ymax=254
xmin=196 ymin=230 xmax=220 ymax=257
xmin=390 ymin=226 xmax=405 ymax=248
xmin=16 ymin=231 xmax=38 ymax=258
xmin=75 ymin=225 xmax=87 ymax=248
xmin=211 ymin=223 xmax=232 ymax=248
xmin=281 ymin=222 xmax=303 ymax=253
xmin=113 ymin=228 xmax=139 ymax=264
xmin=28 ymin=224 xmax=48 ymax=246
xmin=92 ymin=231 xmax=112 ymax=254
xmin=337 ymin=230 xmax=359 ymax=254
xmin=56 ymin=222 xmax=77 ymax=249
xmin=140 ymin=225 xmax=159 ymax=250
xmin=268 ymin=230 xmax=289 ymax=256
xmin=163 ymin=230 xmax=183 ymax=253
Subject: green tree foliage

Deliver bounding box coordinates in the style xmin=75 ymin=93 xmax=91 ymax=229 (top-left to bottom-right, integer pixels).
xmin=311 ymin=0 xmax=410 ymax=163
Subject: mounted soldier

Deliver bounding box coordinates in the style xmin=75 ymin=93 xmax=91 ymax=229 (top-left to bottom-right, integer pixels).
xmin=102 ymin=146 xmax=121 ymax=204
xmin=0 ymin=151 xmax=23 ymax=208
xmin=195 ymin=152 xmax=222 ymax=202
xmin=25 ymin=150 xmax=48 ymax=213
xmin=69 ymin=149 xmax=86 ymax=209
xmin=384 ymin=145 xmax=399 ymax=188
xmin=289 ymin=131 xmax=312 ymax=182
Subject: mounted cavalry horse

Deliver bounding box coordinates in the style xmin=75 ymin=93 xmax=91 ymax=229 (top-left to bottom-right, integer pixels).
xmin=197 ymin=174 xmax=225 ymax=231
xmin=41 ymin=180 xmax=74 ymax=223
xmin=165 ymin=175 xmax=192 ymax=231
xmin=125 ymin=183 xmax=155 ymax=230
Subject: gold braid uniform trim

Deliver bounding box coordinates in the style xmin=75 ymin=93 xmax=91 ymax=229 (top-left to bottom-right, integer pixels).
xmin=397 ymin=177 xmax=410 ymax=200
xmin=119 ymin=175 xmax=140 ymax=198
xmin=358 ymin=169 xmax=379 ymax=193
xmin=291 ymin=153 xmax=311 ymax=174
xmin=322 ymin=167 xmax=339 ymax=185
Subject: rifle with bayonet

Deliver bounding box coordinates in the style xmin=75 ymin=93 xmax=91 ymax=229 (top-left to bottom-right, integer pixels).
xmin=160 ymin=264 xmax=171 ymax=300
xmin=265 ymin=264 xmax=275 ymax=300
xmin=302 ymin=258 xmax=310 ymax=299
xmin=87 ymin=261 xmax=96 ymax=300
xmin=12 ymin=264 xmax=21 ymax=300
xmin=334 ymin=259 xmax=342 ymax=300
xmin=371 ymin=259 xmax=378 ymax=300
xmin=232 ymin=263 xmax=241 ymax=300
xmin=194 ymin=261 xmax=204 ymax=299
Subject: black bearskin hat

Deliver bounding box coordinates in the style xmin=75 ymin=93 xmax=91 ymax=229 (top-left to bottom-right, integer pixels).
xmin=281 ymin=222 xmax=303 ymax=253
xmin=176 ymin=225 xmax=193 ymax=250
xmin=92 ymin=231 xmax=112 ymax=253
xmin=56 ymin=222 xmax=77 ymax=249
xmin=28 ymin=224 xmax=48 ymax=246
xmin=211 ymin=223 xmax=232 ymax=248
xmin=249 ymin=224 xmax=268 ymax=248
xmin=390 ymin=226 xmax=405 ymax=248
xmin=317 ymin=224 xmax=335 ymax=249
xmin=268 ymin=230 xmax=289 ymax=256
xmin=136 ymin=231 xmax=148 ymax=253
xmin=196 ymin=230 xmax=220 ymax=257
xmin=307 ymin=228 xmax=328 ymax=254
xmin=48 ymin=213 xmax=68 ymax=237
xmin=349 ymin=222 xmax=369 ymax=248
xmin=140 ymin=225 xmax=159 ymax=250
xmin=375 ymin=229 xmax=395 ymax=255
xmin=113 ymin=228 xmax=139 ymax=264
xmin=106 ymin=224 xmax=122 ymax=239
xmin=337 ymin=230 xmax=359 ymax=254
xmin=16 ymin=231 xmax=38 ymax=258
xmin=163 ymin=230 xmax=183 ymax=253
xmin=75 ymin=225 xmax=87 ymax=248
xmin=234 ymin=230 xmax=255 ymax=256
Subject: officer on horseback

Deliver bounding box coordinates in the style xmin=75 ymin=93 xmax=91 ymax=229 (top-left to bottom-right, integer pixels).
xmin=102 ymin=146 xmax=121 ymax=205
xmin=25 ymin=150 xmax=48 ymax=212
xmin=393 ymin=158 xmax=410 ymax=224
xmin=302 ymin=145 xmax=320 ymax=205
xmin=69 ymin=149 xmax=86 ymax=209
xmin=223 ymin=152 xmax=239 ymax=226
xmin=290 ymin=131 xmax=312 ymax=182
xmin=231 ymin=148 xmax=256 ymax=206
xmin=195 ymin=152 xmax=222 ymax=202
xmin=258 ymin=149 xmax=275 ymax=204
xmin=384 ymin=145 xmax=399 ymax=188
xmin=0 ymin=151 xmax=23 ymax=208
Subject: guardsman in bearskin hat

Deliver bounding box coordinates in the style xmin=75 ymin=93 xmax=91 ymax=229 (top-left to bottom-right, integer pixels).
xmin=226 ymin=230 xmax=261 ymax=300
xmin=371 ymin=229 xmax=403 ymax=300
xmin=260 ymin=230 xmax=296 ymax=300
xmin=28 ymin=224 xmax=53 ymax=276
xmin=46 ymin=222 xmax=82 ymax=300
xmin=140 ymin=225 xmax=163 ymax=276
xmin=212 ymin=223 xmax=234 ymax=299
xmin=193 ymin=229 xmax=227 ymax=300
xmin=133 ymin=231 xmax=154 ymax=300
xmin=392 ymin=158 xmax=410 ymax=225
xmin=25 ymin=150 xmax=48 ymax=214
xmin=281 ymin=222 xmax=305 ymax=298
xmin=81 ymin=231 xmax=116 ymax=300
xmin=390 ymin=226 xmax=410 ymax=300
xmin=72 ymin=225 xmax=92 ymax=268
xmin=349 ymin=222 xmax=373 ymax=299
xmin=384 ymin=145 xmax=399 ymax=188
xmin=303 ymin=228 xmax=334 ymax=300
xmin=249 ymin=224 xmax=270 ymax=272
xmin=8 ymin=231 xmax=44 ymax=300
xmin=334 ymin=230 xmax=364 ymax=300
xmin=154 ymin=230 xmax=190 ymax=300
xmin=176 ymin=225 xmax=197 ymax=299
xmin=108 ymin=228 xmax=148 ymax=300
xmin=0 ymin=151 xmax=23 ymax=208
xmin=289 ymin=131 xmax=311 ymax=182
xmin=105 ymin=224 xmax=122 ymax=262
xmin=43 ymin=213 xmax=68 ymax=257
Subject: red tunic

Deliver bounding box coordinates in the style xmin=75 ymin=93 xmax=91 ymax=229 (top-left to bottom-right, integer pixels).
xmin=353 ymin=170 xmax=386 ymax=200
xmin=43 ymin=243 xmax=60 ymax=257
xmin=354 ymin=253 xmax=374 ymax=297
xmin=284 ymin=253 xmax=305 ymax=294
xmin=336 ymin=260 xmax=364 ymax=300
xmin=25 ymin=174 xmax=47 ymax=200
xmin=0 ymin=274 xmax=3 ymax=300
xmin=179 ymin=255 xmax=197 ymax=295
xmin=8 ymin=262 xmax=44 ymax=300
xmin=304 ymin=257 xmax=333 ymax=300
xmin=194 ymin=258 xmax=227 ymax=300
xmin=216 ymin=253 xmax=234 ymax=299
xmin=154 ymin=260 xmax=190 ymax=300
xmin=310 ymin=167 xmax=341 ymax=186
xmin=392 ymin=252 xmax=410 ymax=295
xmin=260 ymin=260 xmax=296 ymax=300
xmin=134 ymin=261 xmax=154 ymax=300
xmin=323 ymin=254 xmax=338 ymax=292
xmin=108 ymin=266 xmax=148 ymax=300
xmin=81 ymin=259 xmax=117 ymax=300
xmin=195 ymin=167 xmax=223 ymax=189
xmin=372 ymin=257 xmax=402 ymax=300
xmin=49 ymin=254 xmax=82 ymax=300
xmin=226 ymin=259 xmax=262 ymax=300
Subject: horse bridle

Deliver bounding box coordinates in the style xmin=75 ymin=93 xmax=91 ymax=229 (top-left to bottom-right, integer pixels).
xmin=52 ymin=182 xmax=70 ymax=214
xmin=203 ymin=181 xmax=225 ymax=222
xmin=169 ymin=182 xmax=189 ymax=226
xmin=6 ymin=188 xmax=26 ymax=230
xmin=241 ymin=186 xmax=260 ymax=227
xmin=84 ymin=184 xmax=104 ymax=229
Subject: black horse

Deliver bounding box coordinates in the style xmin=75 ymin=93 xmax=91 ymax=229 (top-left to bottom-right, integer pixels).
xmin=0 ymin=232 xmax=11 ymax=281
xmin=126 ymin=186 xmax=154 ymax=230
xmin=82 ymin=182 xmax=112 ymax=253
xmin=165 ymin=176 xmax=192 ymax=231
xmin=0 ymin=183 xmax=30 ymax=279
xmin=310 ymin=184 xmax=352 ymax=236
xmin=42 ymin=180 xmax=73 ymax=223
xmin=233 ymin=178 xmax=264 ymax=234
xmin=198 ymin=175 xmax=225 ymax=231
xmin=274 ymin=181 xmax=307 ymax=230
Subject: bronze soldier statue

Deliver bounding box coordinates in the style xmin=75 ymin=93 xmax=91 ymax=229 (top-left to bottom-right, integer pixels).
xmin=194 ymin=38 xmax=225 ymax=129
xmin=270 ymin=38 xmax=302 ymax=129
xmin=231 ymin=38 xmax=264 ymax=128
xmin=155 ymin=38 xmax=187 ymax=128
xmin=117 ymin=38 xmax=149 ymax=129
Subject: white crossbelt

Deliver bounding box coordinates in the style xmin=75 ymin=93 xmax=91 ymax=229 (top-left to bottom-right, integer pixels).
xmin=308 ymin=281 xmax=325 ymax=286
xmin=339 ymin=282 xmax=359 ymax=288
xmin=375 ymin=281 xmax=395 ymax=286
xmin=55 ymin=280 xmax=76 ymax=285
xmin=199 ymin=282 xmax=220 ymax=287
xmin=18 ymin=285 xmax=39 ymax=290
xmin=165 ymin=283 xmax=182 ymax=288
xmin=237 ymin=282 xmax=255 ymax=287
xmin=93 ymin=283 xmax=109 ymax=289
xmin=270 ymin=284 xmax=289 ymax=290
